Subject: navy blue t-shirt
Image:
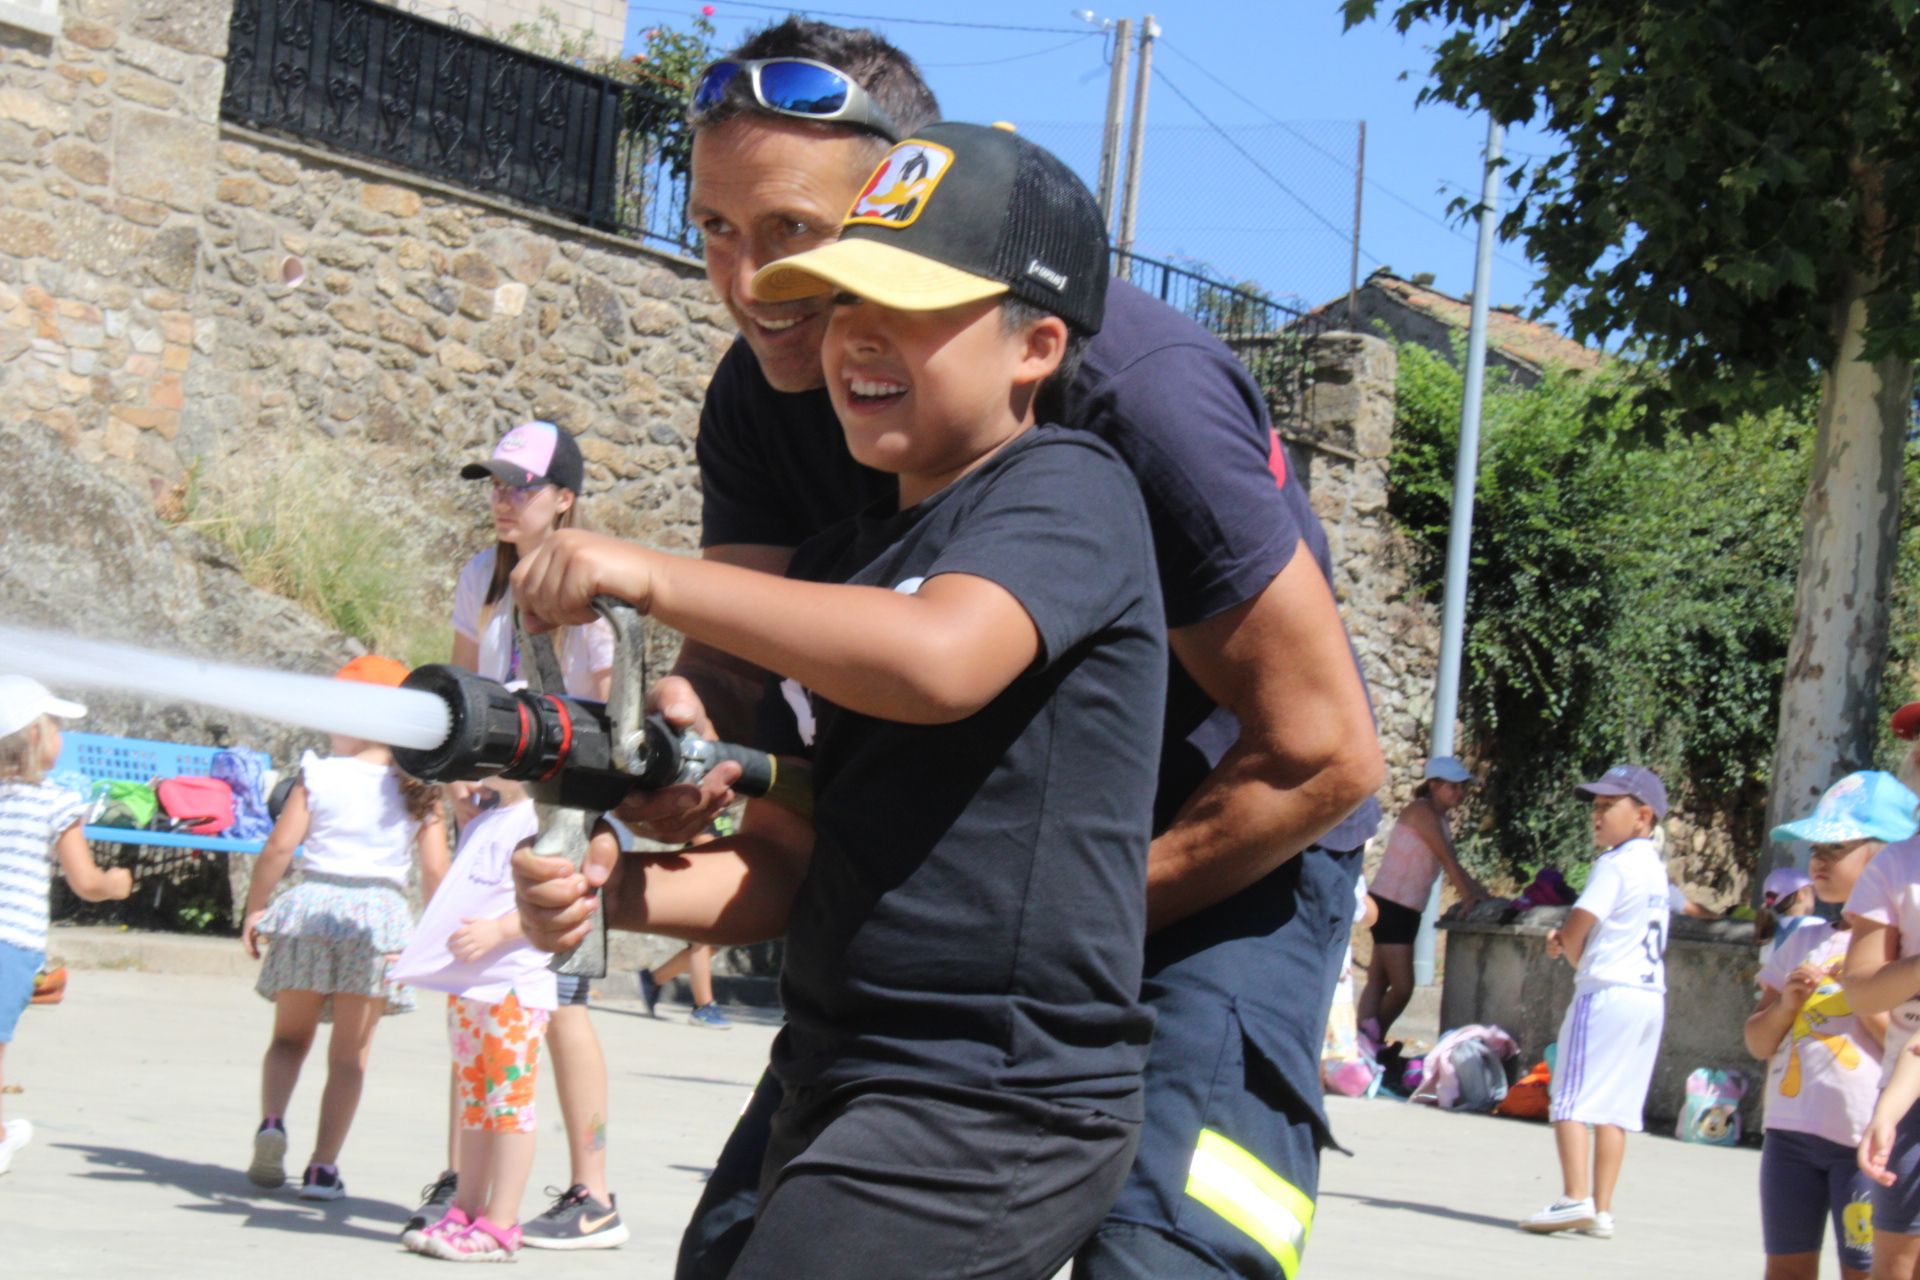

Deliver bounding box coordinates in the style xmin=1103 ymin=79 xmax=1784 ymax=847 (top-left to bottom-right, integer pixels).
xmin=762 ymin=427 xmax=1166 ymax=1119
xmin=698 ymin=280 xmax=1380 ymax=853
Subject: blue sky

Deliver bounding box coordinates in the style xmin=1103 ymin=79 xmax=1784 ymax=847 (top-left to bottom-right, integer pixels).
xmin=624 ymin=0 xmax=1562 ymax=320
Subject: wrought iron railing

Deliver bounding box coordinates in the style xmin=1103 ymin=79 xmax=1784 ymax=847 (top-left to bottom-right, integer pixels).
xmin=1113 ymin=249 xmax=1329 ymax=430
xmin=220 ymin=0 xmax=695 ymax=251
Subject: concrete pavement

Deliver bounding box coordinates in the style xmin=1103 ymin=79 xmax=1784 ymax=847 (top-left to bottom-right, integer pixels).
xmin=5 ymin=954 xmax=1767 ymax=1277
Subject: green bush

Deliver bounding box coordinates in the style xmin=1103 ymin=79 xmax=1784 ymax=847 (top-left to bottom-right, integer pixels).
xmin=1390 ymin=344 xmax=1810 ymax=879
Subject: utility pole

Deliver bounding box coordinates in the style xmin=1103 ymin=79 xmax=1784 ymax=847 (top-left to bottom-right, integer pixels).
xmin=1414 ymin=23 xmax=1506 ymax=989
xmin=1114 ymin=13 xmax=1158 ymax=283
xmin=1095 ymin=16 xmax=1132 ymax=230
xmin=1347 ymin=120 xmax=1365 ymax=321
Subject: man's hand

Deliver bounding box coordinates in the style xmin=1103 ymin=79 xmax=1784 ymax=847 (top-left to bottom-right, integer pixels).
xmin=513 ymin=824 xmax=624 ymax=952
xmin=612 ymin=674 xmax=741 ymax=843
xmin=512 ymin=529 xmax=655 ymax=631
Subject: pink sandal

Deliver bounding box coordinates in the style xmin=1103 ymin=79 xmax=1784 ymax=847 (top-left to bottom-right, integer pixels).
xmin=424 ymin=1214 xmax=521 ymax=1262
xmin=403 ymin=1205 xmax=470 ymax=1254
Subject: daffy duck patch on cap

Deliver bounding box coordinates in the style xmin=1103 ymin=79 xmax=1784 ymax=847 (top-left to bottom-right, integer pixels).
xmin=751 ymin=122 xmax=1109 ymax=336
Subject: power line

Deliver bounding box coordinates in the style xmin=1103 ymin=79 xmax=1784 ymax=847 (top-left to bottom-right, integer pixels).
xmin=1157 ymin=38 xmax=1532 ymax=276
xmin=705 ymin=1 xmax=1089 ymax=34
xmin=920 ymin=31 xmax=1102 ymax=68
xmin=1149 ymin=65 xmax=1381 ymax=265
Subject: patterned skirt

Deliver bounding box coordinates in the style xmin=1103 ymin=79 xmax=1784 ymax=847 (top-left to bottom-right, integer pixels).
xmin=255 ymin=871 xmax=417 ymax=1019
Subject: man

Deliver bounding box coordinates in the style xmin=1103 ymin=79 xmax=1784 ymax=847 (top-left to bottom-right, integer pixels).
xmin=516 ymin=19 xmax=1385 ymax=1279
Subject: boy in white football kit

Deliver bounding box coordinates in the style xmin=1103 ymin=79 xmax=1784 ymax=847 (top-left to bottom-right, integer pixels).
xmin=1523 ymin=764 xmax=1672 ymax=1238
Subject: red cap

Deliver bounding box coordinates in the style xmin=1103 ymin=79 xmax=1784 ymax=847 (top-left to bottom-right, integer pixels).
xmin=335 ymin=655 xmax=410 ymax=687
xmin=1894 ymin=702 xmax=1920 ymax=741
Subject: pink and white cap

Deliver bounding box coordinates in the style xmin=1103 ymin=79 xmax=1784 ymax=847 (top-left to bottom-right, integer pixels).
xmin=0 ymin=674 xmax=86 ymax=739
xmin=460 ymin=421 xmax=585 ymax=492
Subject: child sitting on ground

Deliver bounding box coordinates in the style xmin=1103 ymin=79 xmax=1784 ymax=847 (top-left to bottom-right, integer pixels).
xmin=512 ymin=122 xmax=1167 ymax=1277
xmin=1522 ymin=764 xmax=1672 ymax=1240
xmin=1751 ymin=772 xmax=1908 ymax=1280
xmin=0 ymin=676 xmax=133 ymax=1176
xmin=390 ymin=779 xmax=553 ymax=1262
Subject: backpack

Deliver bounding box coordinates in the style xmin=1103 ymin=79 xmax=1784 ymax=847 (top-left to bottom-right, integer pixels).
xmin=1495 ymin=1059 xmax=1553 ymax=1120
xmin=94 ymin=780 xmax=159 ymax=829
xmin=211 ymin=749 xmax=272 ymax=840
xmin=1675 ymin=1068 xmax=1748 ymax=1146
xmin=155 ymin=776 xmax=235 ymax=836
xmin=1446 ymin=1038 xmax=1512 ymax=1113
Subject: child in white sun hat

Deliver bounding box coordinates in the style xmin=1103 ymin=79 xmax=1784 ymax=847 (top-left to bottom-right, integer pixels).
xmin=0 ymin=675 xmax=132 ymax=1175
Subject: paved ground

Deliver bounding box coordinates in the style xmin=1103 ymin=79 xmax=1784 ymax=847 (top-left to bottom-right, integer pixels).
xmin=6 ymin=955 xmax=1771 ymax=1277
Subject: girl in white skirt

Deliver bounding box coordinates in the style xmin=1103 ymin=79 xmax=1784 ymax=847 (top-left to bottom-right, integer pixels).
xmin=240 ymin=655 xmax=449 ymax=1199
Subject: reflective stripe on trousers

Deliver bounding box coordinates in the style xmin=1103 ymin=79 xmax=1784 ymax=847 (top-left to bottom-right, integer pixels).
xmin=1184 ymin=1128 xmax=1315 ymax=1278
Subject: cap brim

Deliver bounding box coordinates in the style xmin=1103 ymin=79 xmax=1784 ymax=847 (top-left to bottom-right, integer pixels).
xmin=751 ymin=239 xmax=1009 ymax=314
xmin=43 ymin=696 xmax=85 ymax=720
xmin=1894 ymin=702 xmax=1920 ymax=740
xmin=462 ymin=460 xmax=541 ymax=487
xmin=1573 ymin=781 xmax=1629 ymax=801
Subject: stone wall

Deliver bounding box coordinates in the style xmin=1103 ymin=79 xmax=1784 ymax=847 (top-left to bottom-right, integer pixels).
xmin=1 ymin=0 xmax=728 ymax=579
xmin=1296 ymin=332 xmax=1442 ymax=837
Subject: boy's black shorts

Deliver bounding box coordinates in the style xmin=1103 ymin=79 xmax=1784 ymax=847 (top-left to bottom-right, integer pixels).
xmin=726 ymin=1082 xmax=1140 ymax=1280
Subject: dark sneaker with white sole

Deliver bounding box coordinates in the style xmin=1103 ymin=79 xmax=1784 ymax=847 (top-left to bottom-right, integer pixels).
xmin=402 ymin=1169 xmax=459 ymax=1239
xmin=520 ymin=1184 xmax=630 ymax=1250
xmin=298 ymin=1163 xmax=345 ymax=1201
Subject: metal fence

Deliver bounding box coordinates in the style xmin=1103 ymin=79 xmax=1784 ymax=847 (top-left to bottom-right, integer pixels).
xmin=220 ymin=0 xmax=696 ymax=250
xmin=1116 ymin=249 xmax=1329 ymax=430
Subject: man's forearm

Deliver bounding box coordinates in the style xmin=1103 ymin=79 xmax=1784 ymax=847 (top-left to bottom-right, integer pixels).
xmin=1145 ymin=736 xmax=1378 ymax=933
xmin=671 ymin=637 xmax=775 ymax=745
xmin=601 ymin=841 xmax=806 ymax=945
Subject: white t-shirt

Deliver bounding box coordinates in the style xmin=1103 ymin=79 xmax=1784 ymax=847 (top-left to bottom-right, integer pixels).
xmin=0 ymin=781 xmax=87 ymax=954
xmin=451 ymin=548 xmax=615 ymax=697
xmin=1844 ymin=834 xmax=1920 ymax=1083
xmin=389 ymin=799 xmax=556 ymax=1010
xmin=1756 ymin=920 xmax=1883 ymax=1145
xmin=1571 ymin=836 xmax=1672 ymax=995
xmin=297 ymin=752 xmax=421 ymax=885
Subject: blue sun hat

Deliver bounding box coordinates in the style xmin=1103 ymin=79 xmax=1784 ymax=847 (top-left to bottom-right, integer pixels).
xmin=1770 ymin=770 xmax=1920 ymax=845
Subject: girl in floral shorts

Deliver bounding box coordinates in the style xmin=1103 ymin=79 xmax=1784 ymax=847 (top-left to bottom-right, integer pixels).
xmin=391 ymin=779 xmax=555 ymax=1262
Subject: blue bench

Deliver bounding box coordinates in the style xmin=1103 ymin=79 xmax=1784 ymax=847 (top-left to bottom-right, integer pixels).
xmin=52 ymin=732 xmax=274 ymax=855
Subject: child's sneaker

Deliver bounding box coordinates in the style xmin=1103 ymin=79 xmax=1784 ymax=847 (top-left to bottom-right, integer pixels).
xmin=403 ymin=1169 xmax=459 ymax=1238
xmin=0 ymin=1117 xmax=33 ymax=1175
xmin=297 ymin=1162 xmax=345 ymax=1201
xmin=425 ymin=1215 xmax=522 ymax=1262
xmin=1520 ymin=1196 xmax=1597 ymax=1233
xmin=1583 ymin=1211 xmax=1615 ymax=1239
xmin=638 ymin=968 xmax=661 ymax=1017
xmin=690 ymin=1002 xmax=732 ymax=1029
xmin=30 ymin=965 xmax=66 ymax=1005
xmin=246 ymin=1118 xmax=287 ymax=1188
xmin=521 ymin=1184 xmax=630 ymax=1250
xmin=405 ymin=1205 xmax=471 ymax=1255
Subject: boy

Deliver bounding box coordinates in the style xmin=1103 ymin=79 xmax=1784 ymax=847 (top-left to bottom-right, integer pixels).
xmin=1523 ymin=764 xmax=1672 ymax=1239
xmin=511 ymin=122 xmax=1166 ymax=1278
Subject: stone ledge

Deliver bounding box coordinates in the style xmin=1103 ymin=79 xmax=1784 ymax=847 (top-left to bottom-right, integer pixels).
xmin=1439 ymin=900 xmax=1758 ymax=949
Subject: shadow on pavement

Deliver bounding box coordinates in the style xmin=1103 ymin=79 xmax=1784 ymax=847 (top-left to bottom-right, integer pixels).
xmin=1319 ymin=1189 xmax=1521 ymax=1233
xmin=56 ymin=1142 xmax=409 ymax=1243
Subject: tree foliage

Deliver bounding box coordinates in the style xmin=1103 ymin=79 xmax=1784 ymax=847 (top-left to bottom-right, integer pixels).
xmin=1343 ymin=0 xmax=1920 ymax=415
xmin=1392 ymin=344 xmax=1810 ymax=877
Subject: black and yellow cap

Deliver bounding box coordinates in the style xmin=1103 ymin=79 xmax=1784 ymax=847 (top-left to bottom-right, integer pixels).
xmin=751 ymin=122 xmax=1108 ymax=335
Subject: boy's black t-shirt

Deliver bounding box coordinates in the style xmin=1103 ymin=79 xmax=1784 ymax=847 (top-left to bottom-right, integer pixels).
xmin=760 ymin=426 xmax=1167 ymax=1119
xmin=699 ymin=279 xmax=1381 ymax=852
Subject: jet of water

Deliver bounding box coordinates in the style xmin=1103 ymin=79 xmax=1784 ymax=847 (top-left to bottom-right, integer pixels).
xmin=0 ymin=624 xmax=452 ymax=750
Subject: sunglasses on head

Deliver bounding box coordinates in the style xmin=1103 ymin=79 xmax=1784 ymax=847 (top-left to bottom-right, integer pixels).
xmin=692 ymin=57 xmax=900 ymax=142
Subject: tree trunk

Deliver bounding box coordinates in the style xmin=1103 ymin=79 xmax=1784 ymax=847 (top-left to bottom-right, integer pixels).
xmin=1764 ymin=273 xmax=1914 ymax=878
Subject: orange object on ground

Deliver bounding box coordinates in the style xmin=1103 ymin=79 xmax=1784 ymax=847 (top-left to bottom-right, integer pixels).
xmin=30 ymin=965 xmax=67 ymax=1006
xmin=1496 ymin=1060 xmax=1551 ymax=1119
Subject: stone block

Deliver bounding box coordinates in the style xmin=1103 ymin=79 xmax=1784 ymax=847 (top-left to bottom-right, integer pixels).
xmin=255 ymin=152 xmax=297 ymax=185
xmin=449 ymin=250 xmax=497 ymax=290
xmin=578 ymin=275 xmax=623 ymax=341
xmin=313 ymin=241 xmax=373 ymax=270
xmin=113 ymin=196 xmax=169 ymax=226
xmin=0 ymin=218 xmax=58 ymax=259
xmin=117 ymin=34 xmax=192 ymax=82
xmin=492 ymin=281 xmax=527 ymax=317
xmin=457 ymin=287 xmax=492 ymax=320
xmin=361 ymin=183 xmax=421 ymax=218
xmin=628 ymin=299 xmax=679 ymax=337
xmin=425 ymin=207 xmax=471 ymax=248
xmin=115 ymin=69 xmax=180 ymax=109
xmin=332 ymin=203 xmax=395 ymax=236
xmin=377 ymin=311 xmax=434 ymax=357
xmin=0 ymin=87 xmax=70 ymax=131
xmin=126 ymin=0 xmax=227 ymax=58
xmin=215 ymin=175 xmax=269 ymax=208
xmin=114 ymin=109 xmax=212 ymax=211
xmin=161 ymin=344 xmax=188 ymax=371
xmin=50 ymin=138 xmax=108 ymax=184
xmin=437 ymin=341 xmax=488 ymax=373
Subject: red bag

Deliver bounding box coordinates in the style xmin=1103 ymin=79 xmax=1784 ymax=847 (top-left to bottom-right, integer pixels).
xmin=1495 ymin=1060 xmax=1552 ymax=1120
xmin=156 ymin=776 xmax=235 ymax=835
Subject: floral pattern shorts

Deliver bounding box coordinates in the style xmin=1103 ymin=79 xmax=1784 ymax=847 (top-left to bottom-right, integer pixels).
xmin=447 ymin=992 xmax=549 ymax=1134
